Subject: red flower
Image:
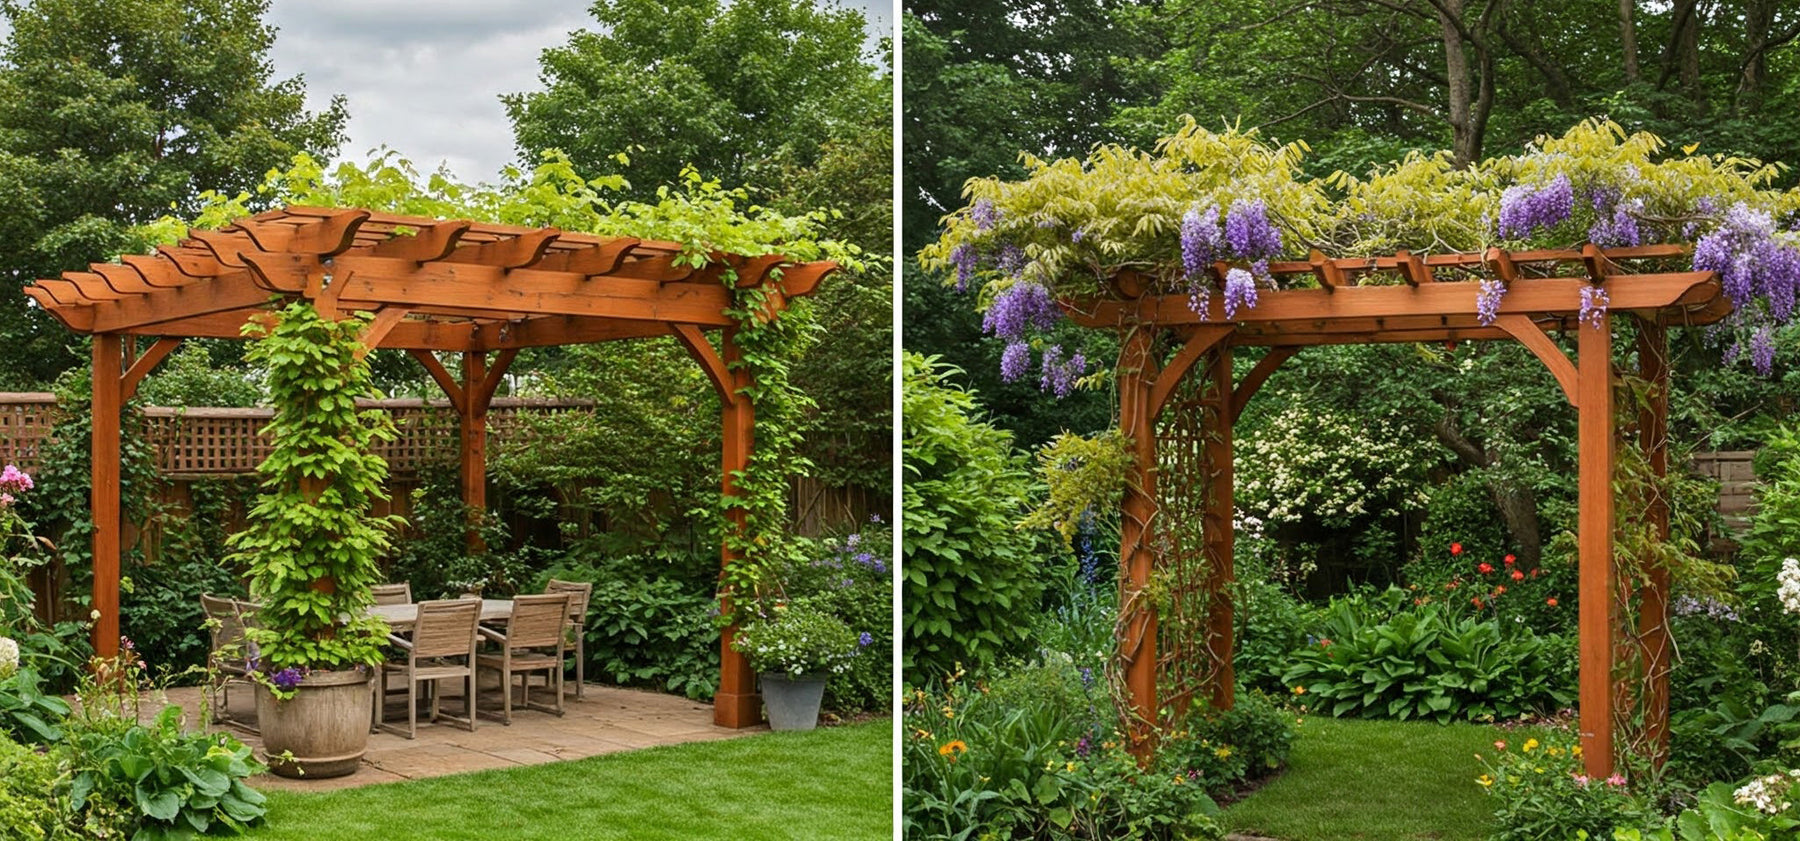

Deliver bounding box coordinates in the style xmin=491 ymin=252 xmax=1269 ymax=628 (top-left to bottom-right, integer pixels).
xmin=1511 ymin=569 xmax=1525 ymax=582
xmin=1477 ymin=562 xmax=1494 ymax=574
xmin=1451 ymin=542 xmax=1464 ymax=556
xmin=1504 ymin=554 xmax=1516 ymax=566
xmin=1472 ymin=598 xmax=1484 ymax=609
xmin=1546 ymin=598 xmax=1558 ymax=607
xmin=1530 ymin=569 xmax=1540 ymax=578
xmin=1493 ymin=585 xmax=1506 ymax=595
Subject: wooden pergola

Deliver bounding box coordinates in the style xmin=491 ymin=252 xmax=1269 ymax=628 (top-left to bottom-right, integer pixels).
xmin=23 ymin=205 xmax=836 ymax=729
xmin=1071 ymin=242 xmax=1725 ymax=778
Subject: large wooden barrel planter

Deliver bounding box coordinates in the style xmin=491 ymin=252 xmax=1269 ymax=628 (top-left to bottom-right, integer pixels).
xmin=255 ymin=668 xmax=373 ymax=779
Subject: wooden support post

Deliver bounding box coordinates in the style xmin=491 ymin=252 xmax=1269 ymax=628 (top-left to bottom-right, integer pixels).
xmin=1577 ymin=314 xmax=1616 ymax=778
xmin=459 ymin=351 xmax=488 ymax=551
xmin=1118 ymin=327 xmax=1161 ymax=754
xmin=91 ymin=334 xmax=124 ymax=660
xmin=715 ymin=326 xmax=760 ymax=728
xmin=1202 ymin=346 xmax=1236 ymax=710
xmin=1636 ymin=321 xmax=1672 ymax=767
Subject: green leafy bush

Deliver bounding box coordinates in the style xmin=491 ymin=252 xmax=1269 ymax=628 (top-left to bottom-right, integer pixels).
xmin=539 ymin=562 xmax=720 ymax=700
xmin=776 ymin=522 xmax=894 ymax=713
xmin=1616 ymin=776 xmax=1800 ymax=840
xmin=0 ymin=733 xmax=76 ymax=840
xmin=122 ymin=479 xmax=253 ymax=681
xmin=62 ymin=705 xmax=267 ymax=839
xmin=1232 ymin=578 xmax=1317 ymax=694
xmin=1281 ymin=587 xmax=1573 ymax=722
xmin=903 ymin=660 xmax=1226 ymax=840
xmin=903 ymin=352 xmax=1052 ymax=676
xmin=1476 ymin=734 xmax=1660 ymax=841
xmin=1162 ymin=689 xmax=1296 ymax=788
xmin=0 ymin=664 xmax=71 ymax=744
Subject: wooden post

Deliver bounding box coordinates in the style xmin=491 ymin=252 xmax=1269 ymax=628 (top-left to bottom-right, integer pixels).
xmin=715 ymin=326 xmax=761 ymax=728
xmin=91 ymin=334 xmax=123 ymax=660
xmin=1635 ymin=321 xmax=1672 ymax=766
xmin=1202 ymin=346 xmax=1236 ymax=710
xmin=1118 ymin=327 xmax=1160 ymax=753
xmin=1577 ymin=313 xmax=1616 ymax=778
xmin=459 ymin=351 xmax=489 ymax=552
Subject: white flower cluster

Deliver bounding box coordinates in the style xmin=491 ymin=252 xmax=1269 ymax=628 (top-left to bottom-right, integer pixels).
xmin=1237 ymin=405 xmax=1435 ymax=527
xmin=1734 ymin=770 xmax=1800 ymax=814
xmin=1779 ymin=558 xmax=1800 ymax=614
xmin=0 ymin=636 xmax=17 ymax=680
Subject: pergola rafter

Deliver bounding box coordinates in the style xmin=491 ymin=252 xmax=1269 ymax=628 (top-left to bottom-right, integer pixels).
xmin=25 ymin=205 xmax=837 ymax=730
xmin=1090 ymin=243 xmax=1722 ymax=779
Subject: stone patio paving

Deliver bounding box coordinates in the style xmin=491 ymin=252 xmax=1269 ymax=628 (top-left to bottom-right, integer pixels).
xmin=144 ymin=682 xmax=766 ymax=792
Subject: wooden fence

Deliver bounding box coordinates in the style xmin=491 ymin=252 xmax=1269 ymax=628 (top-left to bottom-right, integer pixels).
xmin=0 ymin=393 xmax=882 ymax=535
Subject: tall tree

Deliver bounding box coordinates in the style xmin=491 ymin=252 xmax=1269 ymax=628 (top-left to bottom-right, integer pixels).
xmin=0 ymin=0 xmax=347 ymax=388
xmin=504 ymin=0 xmax=881 ymax=200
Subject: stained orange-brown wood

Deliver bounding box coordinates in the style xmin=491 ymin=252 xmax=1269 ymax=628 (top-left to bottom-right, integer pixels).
xmin=1148 ymin=326 xmax=1232 ymax=417
xmin=1202 ymin=346 xmax=1236 ymax=710
xmin=714 ymin=327 xmax=760 ymax=728
xmin=459 ymin=351 xmax=490 ymax=551
xmin=1494 ymin=315 xmax=1579 ymax=406
xmin=1231 ymin=347 xmax=1297 ymax=419
xmin=1118 ymin=327 xmax=1160 ymax=755
xmin=1636 ymin=322 xmax=1672 ymax=767
xmin=1577 ymin=313 xmax=1616 ymax=778
xmin=121 ymin=338 xmax=182 ymax=400
xmin=91 ymin=334 xmax=123 ymax=660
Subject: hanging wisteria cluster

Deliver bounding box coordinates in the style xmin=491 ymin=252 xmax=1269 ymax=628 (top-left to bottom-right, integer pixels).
xmin=925 ymin=118 xmax=1800 ymax=391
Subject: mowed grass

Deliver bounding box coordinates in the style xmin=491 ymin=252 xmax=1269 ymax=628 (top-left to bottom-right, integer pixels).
xmin=1223 ymin=717 xmax=1544 ymax=841
xmin=247 ymin=721 xmax=891 ymax=840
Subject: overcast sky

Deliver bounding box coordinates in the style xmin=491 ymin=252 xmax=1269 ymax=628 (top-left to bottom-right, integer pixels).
xmin=2 ymin=0 xmax=891 ymax=183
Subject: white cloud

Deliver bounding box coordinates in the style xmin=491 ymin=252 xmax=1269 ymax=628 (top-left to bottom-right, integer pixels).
xmin=1 ymin=0 xmax=891 ymax=182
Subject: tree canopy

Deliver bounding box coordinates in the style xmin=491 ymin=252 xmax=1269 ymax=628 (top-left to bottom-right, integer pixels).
xmin=0 ymin=0 xmax=346 ymax=388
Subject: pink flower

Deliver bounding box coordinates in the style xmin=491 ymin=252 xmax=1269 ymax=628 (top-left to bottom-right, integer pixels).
xmin=0 ymin=493 xmax=12 ymax=507
xmin=1494 ymin=740 xmax=1506 ymax=751
xmin=0 ymin=464 xmax=32 ymax=494
xmin=1573 ymin=774 xmax=1590 ymax=787
xmin=1606 ymin=774 xmax=1626 ymax=787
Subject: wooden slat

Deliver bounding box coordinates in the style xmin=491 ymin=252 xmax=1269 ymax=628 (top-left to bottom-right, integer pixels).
xmin=1577 ymin=312 xmax=1615 ymax=778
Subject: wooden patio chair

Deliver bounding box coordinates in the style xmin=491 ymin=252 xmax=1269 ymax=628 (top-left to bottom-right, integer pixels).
xmin=476 ymin=593 xmax=569 ymax=725
xmin=200 ymin=594 xmax=258 ymax=734
xmin=545 ymin=579 xmax=593 ymax=699
xmin=371 ymin=583 xmax=413 ymax=606
xmin=374 ymin=599 xmax=481 ymax=739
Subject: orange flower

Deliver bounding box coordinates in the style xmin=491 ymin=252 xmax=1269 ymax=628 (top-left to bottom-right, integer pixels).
xmin=938 ymin=740 xmax=968 ymax=761
xmin=1493 ymin=585 xmax=1506 ymax=595
xmin=1546 ymin=598 xmax=1558 ymax=607
xmin=1472 ymin=597 xmax=1484 ymax=609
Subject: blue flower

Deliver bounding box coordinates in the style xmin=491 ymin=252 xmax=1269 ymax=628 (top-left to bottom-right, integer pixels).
xmin=271 ymin=667 xmax=305 ymax=691
xmin=858 ymin=632 xmax=873 ymax=647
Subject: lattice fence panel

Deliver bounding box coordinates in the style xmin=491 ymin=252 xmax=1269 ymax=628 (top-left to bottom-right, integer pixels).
xmin=0 ymin=393 xmax=58 ymax=469
xmin=1153 ymin=354 xmax=1223 ymax=722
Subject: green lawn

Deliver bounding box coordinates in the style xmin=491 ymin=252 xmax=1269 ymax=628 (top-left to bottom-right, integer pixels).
xmin=247 ymin=722 xmax=892 ymax=840
xmin=1223 ymin=717 xmax=1543 ymax=841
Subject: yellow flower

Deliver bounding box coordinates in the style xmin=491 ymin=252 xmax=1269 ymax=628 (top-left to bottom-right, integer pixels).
xmin=1571 ymin=746 xmax=1582 ymax=757
xmin=1523 ymin=739 xmax=1539 ymax=753
xmin=1477 ymin=774 xmax=1494 ymax=787
xmin=938 ymin=740 xmax=967 ymax=761
xmin=1292 ymin=685 xmax=1307 ymax=695
xmin=1534 ymin=767 xmax=1545 ymax=774
xmin=1065 ymin=762 xmax=1076 ymax=772
xmin=1548 ymin=747 xmax=1564 ymax=757
xmin=1215 ymin=746 xmax=1233 ymax=760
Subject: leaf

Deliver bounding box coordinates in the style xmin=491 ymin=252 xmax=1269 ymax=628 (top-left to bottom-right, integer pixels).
xmin=136 ymin=786 xmax=182 ymax=821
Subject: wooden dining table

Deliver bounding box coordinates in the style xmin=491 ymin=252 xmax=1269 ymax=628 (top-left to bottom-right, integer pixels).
xmin=367 ymin=598 xmax=514 ymax=632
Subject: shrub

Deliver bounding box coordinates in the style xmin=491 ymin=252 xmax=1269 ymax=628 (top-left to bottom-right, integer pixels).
xmin=0 ymin=663 xmax=71 ymax=744
xmin=1616 ymin=775 xmax=1800 ymax=840
xmin=122 ymin=479 xmax=252 ymax=681
xmin=777 ymin=522 xmax=894 ymax=713
xmin=538 ymin=562 xmax=720 ymax=700
xmin=0 ymin=733 xmax=75 ymax=840
xmin=1281 ymin=587 xmax=1573 ymax=722
xmin=1476 ymin=734 xmax=1660 ymax=841
xmin=902 ymin=660 xmax=1227 ymax=840
xmin=903 ymin=352 xmax=1052 ymax=676
xmin=1166 ymin=689 xmax=1295 ymax=788
xmin=1232 ymin=578 xmax=1316 ymax=693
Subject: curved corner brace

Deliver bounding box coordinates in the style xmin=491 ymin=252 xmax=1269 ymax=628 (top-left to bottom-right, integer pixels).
xmin=408 ymin=349 xmax=467 ymax=414
xmin=672 ymin=323 xmax=735 ymax=404
xmin=1148 ymin=325 xmax=1233 ymax=417
xmin=1494 ymin=314 xmax=1579 ymax=407
xmin=1231 ymin=347 xmax=1298 ymax=417
xmin=352 ymin=307 xmax=411 ymax=360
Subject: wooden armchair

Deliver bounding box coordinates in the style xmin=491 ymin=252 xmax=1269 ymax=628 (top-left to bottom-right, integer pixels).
xmin=374 ymin=599 xmax=481 ymax=739
xmin=371 ymin=583 xmax=413 ymax=606
xmin=200 ymin=595 xmax=258 ymax=734
xmin=476 ymin=593 xmax=569 ymax=725
xmin=545 ymin=579 xmax=594 ymax=699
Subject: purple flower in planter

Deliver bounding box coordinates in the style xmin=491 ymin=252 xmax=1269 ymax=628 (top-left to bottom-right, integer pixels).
xmin=271 ymin=667 xmax=305 ymax=691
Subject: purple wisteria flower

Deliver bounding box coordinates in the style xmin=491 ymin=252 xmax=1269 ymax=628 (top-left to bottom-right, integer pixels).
xmin=1181 ymin=204 xmax=1221 ymax=279
xmin=1000 ymin=342 xmax=1031 ymax=382
xmin=1222 ymin=268 xmax=1259 ymax=320
xmin=996 ymin=244 xmax=1026 ymax=278
xmin=1579 ymin=285 xmax=1610 ymax=330
xmin=1498 ymin=173 xmax=1574 ymax=238
xmin=1671 ymin=595 xmax=1741 ymax=622
xmin=271 ymin=667 xmax=305 ymax=691
xmin=972 ymin=198 xmax=998 ymax=231
xmin=983 ymin=281 xmax=1060 ymax=342
xmin=1187 ymin=283 xmax=1212 ymax=319
xmin=1588 ymin=200 xmax=1643 ymax=248
xmin=1475 ymin=279 xmax=1506 ymax=326
xmin=949 ymin=244 xmax=977 ymax=292
xmin=1751 ymin=327 xmax=1777 ymax=376
xmin=1071 ymin=227 xmax=1086 ymax=243
xmin=1038 ymin=345 xmax=1085 ymax=398
xmin=1693 ymin=203 xmax=1800 ymax=318
xmin=1224 ymin=199 xmax=1282 ymax=263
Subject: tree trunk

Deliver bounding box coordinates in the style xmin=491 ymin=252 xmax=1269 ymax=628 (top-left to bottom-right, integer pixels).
xmin=1432 ymin=413 xmax=1543 ymax=568
xmin=1619 ymin=0 xmax=1640 ymax=83
xmin=1438 ymin=0 xmax=1478 ymax=166
xmin=1738 ymin=0 xmax=1775 ymax=113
